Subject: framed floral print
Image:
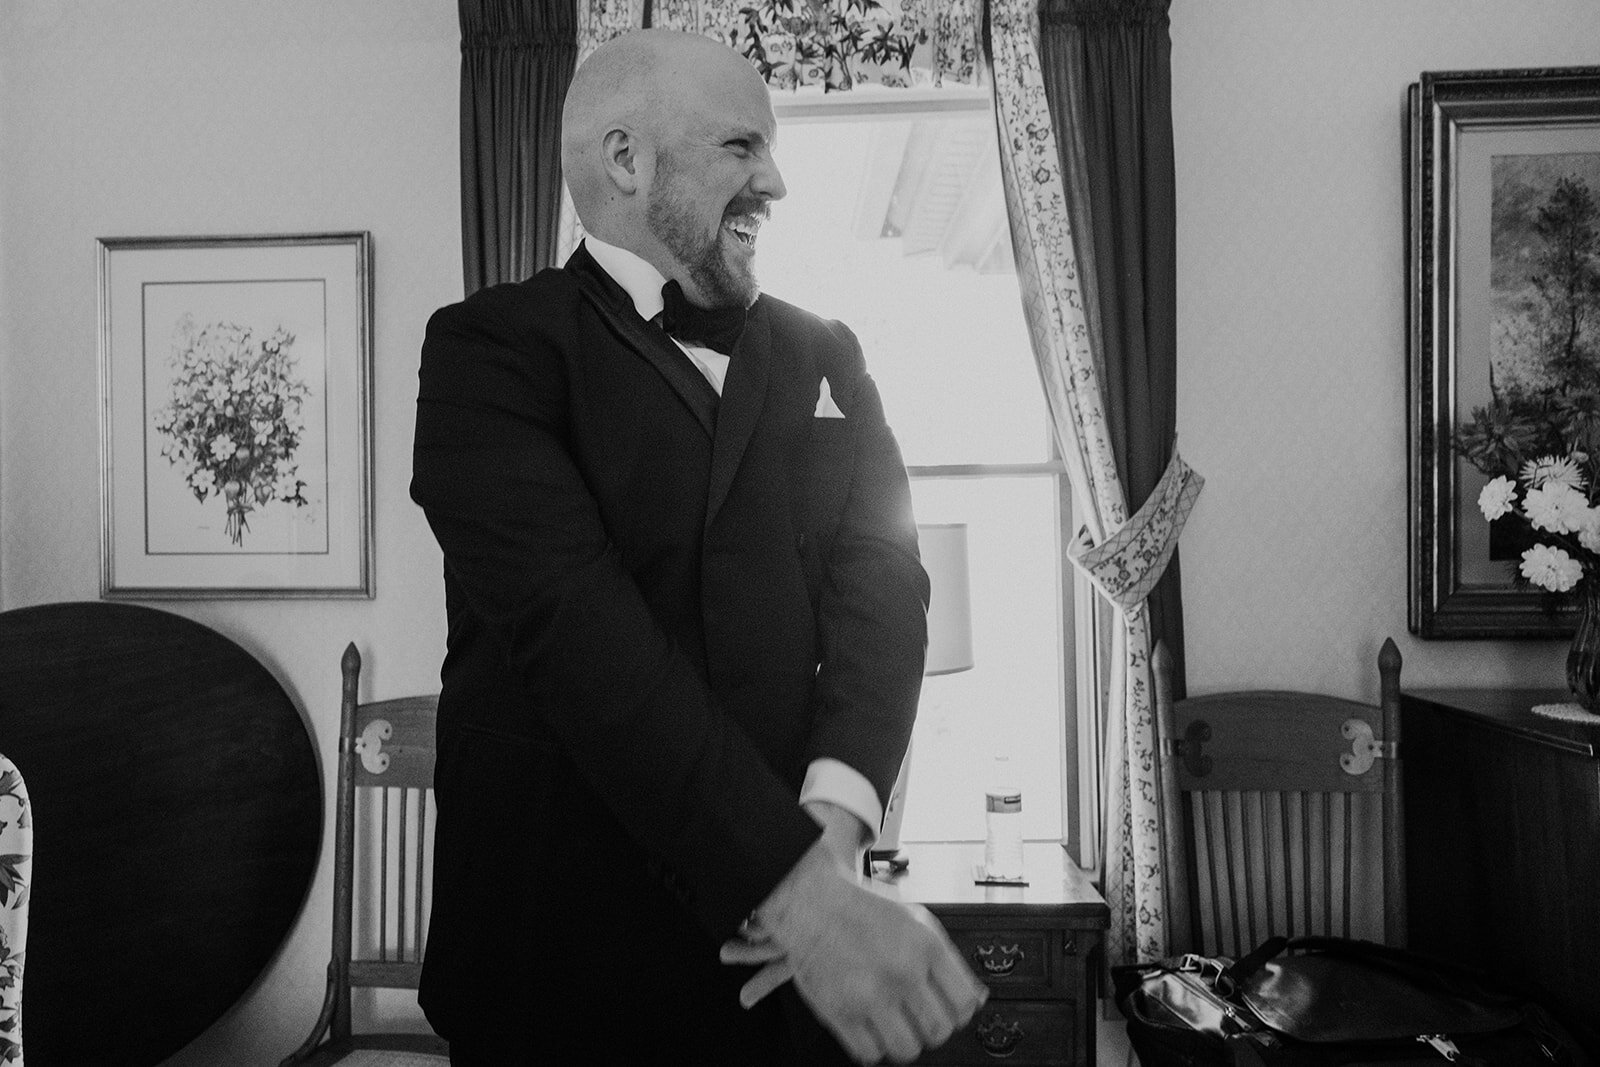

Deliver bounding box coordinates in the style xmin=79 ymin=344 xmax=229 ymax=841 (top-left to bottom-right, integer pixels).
xmin=1408 ymin=67 xmax=1600 ymax=637
xmin=98 ymin=232 xmax=374 ymax=598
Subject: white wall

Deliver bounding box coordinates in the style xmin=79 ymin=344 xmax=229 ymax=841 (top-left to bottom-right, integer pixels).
xmin=0 ymin=2 xmax=461 ymax=1062
xmin=1171 ymin=0 xmax=1600 ymax=701
xmin=6 ymin=0 xmax=1600 ymax=1062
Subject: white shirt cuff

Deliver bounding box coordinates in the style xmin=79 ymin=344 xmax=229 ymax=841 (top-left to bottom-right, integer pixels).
xmin=799 ymin=758 xmax=884 ymax=844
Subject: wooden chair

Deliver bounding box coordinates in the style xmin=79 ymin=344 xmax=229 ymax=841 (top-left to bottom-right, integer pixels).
xmin=1152 ymin=638 xmax=1405 ymax=959
xmin=281 ymin=645 xmax=448 ymax=1066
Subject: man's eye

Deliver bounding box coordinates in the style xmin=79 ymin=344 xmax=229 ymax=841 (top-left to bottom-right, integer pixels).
xmin=726 ymin=139 xmax=752 ymax=154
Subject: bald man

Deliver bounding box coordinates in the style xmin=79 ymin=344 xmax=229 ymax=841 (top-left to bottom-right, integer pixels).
xmin=411 ymin=29 xmax=986 ymax=1065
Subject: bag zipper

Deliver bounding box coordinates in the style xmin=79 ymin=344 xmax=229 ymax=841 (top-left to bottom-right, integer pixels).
xmin=1418 ymin=1035 xmax=1462 ymax=1061
xmin=1170 ymin=955 xmax=1256 ymax=1032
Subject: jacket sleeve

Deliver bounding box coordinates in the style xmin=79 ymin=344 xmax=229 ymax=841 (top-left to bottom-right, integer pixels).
xmin=807 ymin=327 xmax=931 ymax=820
xmin=410 ymin=288 xmax=820 ymax=939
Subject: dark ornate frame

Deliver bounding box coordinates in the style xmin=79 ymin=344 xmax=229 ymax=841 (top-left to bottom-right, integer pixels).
xmin=1408 ymin=66 xmax=1600 ymax=638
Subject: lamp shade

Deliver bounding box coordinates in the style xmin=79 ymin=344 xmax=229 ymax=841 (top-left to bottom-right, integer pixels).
xmin=919 ymin=523 xmax=973 ymax=676
xmin=873 ymin=523 xmax=974 ymax=860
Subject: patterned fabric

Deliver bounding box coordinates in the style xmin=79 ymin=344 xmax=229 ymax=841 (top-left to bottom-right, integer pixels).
xmin=991 ymin=0 xmax=1193 ymax=968
xmin=576 ymin=0 xmax=645 ymax=62
xmin=0 ymin=756 xmax=30 ymax=1065
xmin=902 ymin=0 xmax=983 ymax=86
xmin=1070 ymin=451 xmax=1203 ymax=611
xmin=653 ymin=0 xmax=982 ymax=91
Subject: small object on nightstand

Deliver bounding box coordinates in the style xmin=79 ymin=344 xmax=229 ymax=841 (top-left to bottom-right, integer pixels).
xmin=971 ymin=863 xmax=1028 ymax=887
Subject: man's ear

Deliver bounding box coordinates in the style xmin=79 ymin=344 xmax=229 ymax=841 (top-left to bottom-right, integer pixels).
xmin=602 ymin=129 xmax=641 ymax=195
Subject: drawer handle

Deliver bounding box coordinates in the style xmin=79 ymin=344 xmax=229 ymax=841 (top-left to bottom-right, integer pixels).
xmin=975 ymin=1011 xmax=1025 ymax=1058
xmin=975 ymin=942 xmax=1025 ymax=977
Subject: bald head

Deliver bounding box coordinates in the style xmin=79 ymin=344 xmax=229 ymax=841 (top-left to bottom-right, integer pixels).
xmin=558 ymin=29 xmax=786 ymax=307
xmin=560 ymin=30 xmax=772 ymax=239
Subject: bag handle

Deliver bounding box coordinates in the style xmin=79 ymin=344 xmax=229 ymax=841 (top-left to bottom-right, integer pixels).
xmin=1231 ymin=936 xmax=1512 ymax=1004
xmin=1220 ymin=936 xmax=1288 ymax=987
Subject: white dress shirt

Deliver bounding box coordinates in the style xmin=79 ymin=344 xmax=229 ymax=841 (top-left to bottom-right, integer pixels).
xmin=582 ymin=236 xmax=884 ymax=843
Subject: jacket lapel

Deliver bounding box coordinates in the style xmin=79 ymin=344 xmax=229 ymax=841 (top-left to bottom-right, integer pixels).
xmin=705 ymin=299 xmax=771 ymax=529
xmin=567 ymin=245 xmax=719 ymax=439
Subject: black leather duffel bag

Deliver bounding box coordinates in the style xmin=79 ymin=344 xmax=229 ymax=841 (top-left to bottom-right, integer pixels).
xmin=1113 ymin=936 xmax=1598 ymax=1066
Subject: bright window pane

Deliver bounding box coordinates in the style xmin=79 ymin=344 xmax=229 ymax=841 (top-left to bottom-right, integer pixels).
xmin=759 ymin=105 xmax=1066 ymax=845
xmin=899 ymin=476 xmax=1065 ymax=843
xmin=759 ymin=114 xmax=1050 ymax=467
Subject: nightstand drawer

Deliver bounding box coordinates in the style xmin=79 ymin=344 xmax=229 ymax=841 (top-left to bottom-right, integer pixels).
xmin=946 ymin=927 xmax=1057 ymax=993
xmin=920 ymin=1001 xmax=1073 ymax=1065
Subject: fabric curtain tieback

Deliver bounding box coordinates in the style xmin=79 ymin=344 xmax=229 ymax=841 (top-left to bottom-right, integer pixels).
xmin=1069 ymin=450 xmax=1202 ymax=612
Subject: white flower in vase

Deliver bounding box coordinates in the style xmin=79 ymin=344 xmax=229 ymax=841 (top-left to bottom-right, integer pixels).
xmin=1524 ymin=482 xmax=1591 ymax=534
xmin=1478 ymin=476 xmax=1517 ymax=521
xmin=1522 ymin=452 xmax=1588 ymax=490
xmin=1521 ymin=543 xmax=1584 ymax=593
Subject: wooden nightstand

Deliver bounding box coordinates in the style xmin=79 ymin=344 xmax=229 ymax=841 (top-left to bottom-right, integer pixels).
xmin=876 ymin=841 xmax=1109 ymax=1066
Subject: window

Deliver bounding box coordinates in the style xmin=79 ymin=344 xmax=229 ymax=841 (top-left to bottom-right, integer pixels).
xmin=760 ymin=89 xmax=1081 ymax=848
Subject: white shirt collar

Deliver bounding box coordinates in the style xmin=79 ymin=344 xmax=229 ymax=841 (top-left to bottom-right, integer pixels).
xmin=583 ymin=236 xmax=668 ymax=323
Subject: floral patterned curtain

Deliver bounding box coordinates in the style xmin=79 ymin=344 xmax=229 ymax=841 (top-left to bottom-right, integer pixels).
xmin=989 ymin=0 xmax=1197 ymax=967
xmin=0 ymin=755 xmax=32 ymax=1064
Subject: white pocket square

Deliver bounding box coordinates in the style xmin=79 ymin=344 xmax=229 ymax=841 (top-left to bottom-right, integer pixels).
xmin=813 ymin=376 xmax=846 ymax=419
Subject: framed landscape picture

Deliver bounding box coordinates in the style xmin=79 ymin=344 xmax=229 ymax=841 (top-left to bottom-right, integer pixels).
xmin=98 ymin=232 xmax=374 ymax=598
xmin=1408 ymin=67 xmax=1600 ymax=637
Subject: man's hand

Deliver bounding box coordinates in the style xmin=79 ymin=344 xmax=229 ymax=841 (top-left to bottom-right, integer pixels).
xmin=720 ymin=839 xmax=988 ymax=1064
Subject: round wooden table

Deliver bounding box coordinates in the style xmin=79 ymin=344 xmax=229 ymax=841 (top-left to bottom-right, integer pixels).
xmin=0 ymin=601 xmax=321 ymax=1066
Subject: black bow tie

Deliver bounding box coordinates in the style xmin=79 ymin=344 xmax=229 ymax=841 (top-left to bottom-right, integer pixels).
xmin=659 ymin=279 xmax=747 ymax=355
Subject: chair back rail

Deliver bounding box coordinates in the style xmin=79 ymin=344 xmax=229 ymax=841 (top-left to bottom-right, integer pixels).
xmin=1154 ymin=638 xmax=1404 ymax=960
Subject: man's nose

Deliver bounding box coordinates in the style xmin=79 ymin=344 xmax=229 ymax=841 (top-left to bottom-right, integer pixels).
xmin=752 ymin=156 xmax=787 ymax=202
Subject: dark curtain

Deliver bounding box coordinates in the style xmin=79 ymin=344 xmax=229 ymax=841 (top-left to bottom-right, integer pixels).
xmin=459 ymin=0 xmax=579 ymax=294
xmin=1036 ymin=0 xmax=1185 ymax=696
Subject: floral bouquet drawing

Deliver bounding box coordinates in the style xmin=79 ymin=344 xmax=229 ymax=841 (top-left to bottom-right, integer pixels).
xmin=152 ymin=314 xmax=311 ymax=546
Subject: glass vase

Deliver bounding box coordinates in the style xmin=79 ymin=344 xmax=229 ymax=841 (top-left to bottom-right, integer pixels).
xmin=1567 ymin=581 xmax=1600 ymax=710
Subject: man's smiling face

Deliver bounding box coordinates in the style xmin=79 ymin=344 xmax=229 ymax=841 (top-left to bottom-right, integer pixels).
xmin=643 ymin=66 xmax=786 ymax=309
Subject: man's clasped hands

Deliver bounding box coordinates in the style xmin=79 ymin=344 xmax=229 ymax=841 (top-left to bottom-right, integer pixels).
xmin=720 ymin=805 xmax=990 ymax=1065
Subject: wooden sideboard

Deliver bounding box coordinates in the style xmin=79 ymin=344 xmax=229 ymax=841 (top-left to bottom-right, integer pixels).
xmin=1401 ymin=688 xmax=1600 ymax=1035
xmin=877 ymin=841 xmax=1109 ymax=1066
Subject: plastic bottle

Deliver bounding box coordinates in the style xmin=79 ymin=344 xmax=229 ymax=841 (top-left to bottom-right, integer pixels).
xmin=983 ymin=755 xmax=1024 ymax=880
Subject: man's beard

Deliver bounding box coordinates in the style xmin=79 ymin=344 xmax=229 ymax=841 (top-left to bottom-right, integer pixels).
xmin=646 ymin=151 xmax=761 ymax=309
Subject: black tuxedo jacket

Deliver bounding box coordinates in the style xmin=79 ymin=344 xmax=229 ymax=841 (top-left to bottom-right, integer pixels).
xmin=410 ymin=245 xmax=929 ymax=1047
